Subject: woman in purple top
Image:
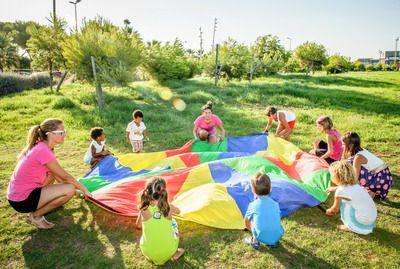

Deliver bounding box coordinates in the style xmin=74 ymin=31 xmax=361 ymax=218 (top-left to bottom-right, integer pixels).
xmin=310 ymin=116 xmax=343 ymax=164
xmin=193 ymin=101 xmax=226 ymax=144
xmin=7 ymin=118 xmax=91 ymax=229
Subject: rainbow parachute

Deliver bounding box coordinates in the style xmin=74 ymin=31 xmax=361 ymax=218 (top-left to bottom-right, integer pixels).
xmin=79 ymin=134 xmax=330 ymax=229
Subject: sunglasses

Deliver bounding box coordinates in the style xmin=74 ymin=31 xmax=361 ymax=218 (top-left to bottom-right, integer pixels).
xmin=47 ymin=130 xmax=66 ymax=135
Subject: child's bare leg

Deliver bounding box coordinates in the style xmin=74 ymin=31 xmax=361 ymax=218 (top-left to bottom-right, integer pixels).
xmin=90 ymin=158 xmax=100 ymax=167
xmin=338 ymin=225 xmax=351 ymax=232
xmin=276 ymin=124 xmax=284 ymax=136
xmin=171 ymin=248 xmax=185 ymax=261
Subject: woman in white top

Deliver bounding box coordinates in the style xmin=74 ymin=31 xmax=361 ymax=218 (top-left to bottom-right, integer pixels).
xmin=342 ymin=132 xmax=393 ymax=200
xmin=264 ymin=106 xmax=296 ymax=141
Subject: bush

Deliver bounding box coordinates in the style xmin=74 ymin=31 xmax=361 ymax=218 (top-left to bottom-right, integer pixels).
xmin=63 ymin=17 xmax=143 ymax=86
xmin=202 ymin=38 xmax=251 ymax=80
xmin=353 ymin=61 xmax=365 ymax=71
xmin=324 ymin=54 xmax=351 ymax=74
xmin=0 ymin=72 xmax=51 ymax=96
xmin=366 ymin=65 xmax=374 ymax=71
xmin=144 ymin=39 xmax=199 ymax=82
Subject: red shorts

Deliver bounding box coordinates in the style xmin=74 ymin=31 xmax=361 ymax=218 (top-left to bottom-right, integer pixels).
xmin=288 ymin=121 xmax=295 ymax=129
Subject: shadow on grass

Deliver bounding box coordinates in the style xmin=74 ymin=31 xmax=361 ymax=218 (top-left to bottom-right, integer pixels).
xmin=275 ymin=73 xmax=397 ymax=88
xmin=22 ymin=201 xmax=127 ymax=269
xmin=266 ymin=240 xmax=339 ymax=269
xmin=169 ymin=79 xmax=400 ymax=117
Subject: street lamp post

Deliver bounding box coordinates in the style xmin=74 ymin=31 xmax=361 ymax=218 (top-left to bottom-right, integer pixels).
xmin=286 ymin=37 xmax=292 ymax=51
xmin=395 ymin=37 xmax=399 ymax=70
xmin=69 ymin=0 xmax=82 ymax=32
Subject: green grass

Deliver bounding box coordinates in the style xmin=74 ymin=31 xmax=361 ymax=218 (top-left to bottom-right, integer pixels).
xmin=1 ymin=72 xmax=399 ymax=268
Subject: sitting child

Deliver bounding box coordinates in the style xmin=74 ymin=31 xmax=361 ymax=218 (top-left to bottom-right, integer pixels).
xmin=263 ymin=106 xmax=296 ymax=141
xmin=136 ymin=177 xmax=184 ymax=265
xmin=326 ymin=161 xmax=377 ymax=235
xmin=83 ymin=127 xmax=111 ymax=167
xmin=126 ymin=109 xmax=150 ymax=153
xmin=245 ymin=173 xmax=284 ymax=249
xmin=310 ymin=116 xmax=343 ymax=164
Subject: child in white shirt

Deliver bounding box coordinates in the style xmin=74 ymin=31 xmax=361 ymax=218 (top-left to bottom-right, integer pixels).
xmin=126 ymin=110 xmax=150 ymax=153
xmin=326 ymin=161 xmax=377 ymax=235
xmin=84 ymin=127 xmax=112 ymax=167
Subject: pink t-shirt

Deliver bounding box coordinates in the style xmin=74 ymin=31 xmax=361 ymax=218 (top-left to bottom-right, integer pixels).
xmin=7 ymin=142 xmax=56 ymax=201
xmin=194 ymin=114 xmax=223 ymax=135
xmin=328 ymin=129 xmax=343 ymax=161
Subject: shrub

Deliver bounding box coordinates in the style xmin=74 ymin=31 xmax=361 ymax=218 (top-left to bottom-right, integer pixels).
xmin=324 ymin=54 xmax=351 ymax=74
xmin=0 ymin=72 xmax=51 ymax=96
xmin=353 ymin=61 xmax=365 ymax=71
xmin=202 ymin=38 xmax=251 ymax=80
xmin=366 ymin=65 xmax=374 ymax=71
xmin=144 ymin=39 xmax=199 ymax=82
xmin=63 ymin=17 xmax=143 ymax=86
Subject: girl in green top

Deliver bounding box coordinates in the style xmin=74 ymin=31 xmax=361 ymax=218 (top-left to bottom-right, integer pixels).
xmin=136 ymin=177 xmax=184 ymax=265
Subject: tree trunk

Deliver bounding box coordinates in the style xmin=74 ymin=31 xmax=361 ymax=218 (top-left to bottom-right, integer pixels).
xmin=56 ymin=71 xmax=68 ymax=92
xmin=49 ymin=61 xmax=53 ymax=91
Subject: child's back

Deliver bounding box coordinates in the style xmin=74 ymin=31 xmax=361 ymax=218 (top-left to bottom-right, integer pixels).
xmin=246 ymin=196 xmax=284 ymax=246
xmin=140 ymin=205 xmax=179 ymax=265
xmin=335 ymin=184 xmax=377 ymax=234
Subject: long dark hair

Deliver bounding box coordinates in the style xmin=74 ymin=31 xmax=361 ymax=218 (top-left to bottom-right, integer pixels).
xmin=342 ymin=131 xmax=363 ymax=159
xmin=139 ymin=177 xmax=170 ymax=217
xmin=18 ymin=118 xmax=63 ymax=160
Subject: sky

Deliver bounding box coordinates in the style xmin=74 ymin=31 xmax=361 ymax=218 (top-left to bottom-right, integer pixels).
xmin=1 ymin=0 xmax=399 ymax=60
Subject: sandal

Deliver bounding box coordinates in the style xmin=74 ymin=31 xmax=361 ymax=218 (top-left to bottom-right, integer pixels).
xmin=29 ymin=213 xmax=53 ymax=229
xmin=245 ymin=236 xmax=260 ymax=250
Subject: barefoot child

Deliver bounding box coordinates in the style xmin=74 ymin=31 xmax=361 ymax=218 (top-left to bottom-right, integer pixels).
xmin=326 ymin=161 xmax=377 ymax=235
xmin=263 ymin=106 xmax=295 ymax=141
xmin=136 ymin=177 xmax=184 ymax=265
xmin=310 ymin=116 xmax=343 ymax=164
xmin=83 ymin=127 xmax=111 ymax=167
xmin=126 ymin=110 xmax=150 ymax=153
xmin=245 ymin=173 xmax=284 ymax=249
xmin=342 ymin=132 xmax=393 ymax=200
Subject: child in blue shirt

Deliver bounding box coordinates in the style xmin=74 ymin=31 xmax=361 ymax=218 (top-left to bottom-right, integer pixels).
xmin=245 ymin=173 xmax=284 ymax=249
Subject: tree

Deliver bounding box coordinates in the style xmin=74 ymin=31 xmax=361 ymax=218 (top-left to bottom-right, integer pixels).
xmin=294 ymin=42 xmax=327 ymax=74
xmin=353 ymin=61 xmax=365 ymax=71
xmin=63 ymin=17 xmax=143 ymax=85
xmin=0 ymin=32 xmax=18 ymax=71
xmin=202 ymin=37 xmax=251 ymax=80
xmin=324 ymin=54 xmax=351 ymax=74
xmin=27 ymin=17 xmax=68 ymax=90
xmin=250 ymin=35 xmax=287 ymax=76
xmin=283 ymin=55 xmax=303 ymax=73
xmin=144 ymin=39 xmax=199 ymax=82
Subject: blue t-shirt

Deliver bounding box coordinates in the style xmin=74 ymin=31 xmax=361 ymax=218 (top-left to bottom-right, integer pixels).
xmin=245 ymin=196 xmax=284 ymax=245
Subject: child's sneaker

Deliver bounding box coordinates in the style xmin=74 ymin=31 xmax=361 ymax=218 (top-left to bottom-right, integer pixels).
xmin=245 ymin=236 xmax=260 ymax=250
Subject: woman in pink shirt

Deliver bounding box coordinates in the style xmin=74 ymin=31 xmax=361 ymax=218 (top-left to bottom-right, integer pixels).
xmin=310 ymin=116 xmax=343 ymax=164
xmin=193 ymin=101 xmax=226 ymax=144
xmin=7 ymin=118 xmax=91 ymax=229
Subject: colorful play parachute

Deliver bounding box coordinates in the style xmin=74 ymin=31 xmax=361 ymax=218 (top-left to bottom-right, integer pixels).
xmin=79 ymin=134 xmax=331 ymax=229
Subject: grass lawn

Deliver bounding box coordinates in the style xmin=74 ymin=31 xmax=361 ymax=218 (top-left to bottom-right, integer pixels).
xmin=0 ymin=71 xmax=399 ymax=269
